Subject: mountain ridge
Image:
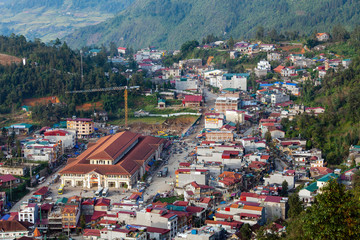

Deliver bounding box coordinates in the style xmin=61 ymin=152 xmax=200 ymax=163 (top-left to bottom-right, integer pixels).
xmin=64 ymin=0 xmax=360 ymax=49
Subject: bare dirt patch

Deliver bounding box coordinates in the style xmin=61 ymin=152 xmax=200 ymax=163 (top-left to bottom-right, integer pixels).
xmin=0 ymin=53 xmax=22 ymax=66
xmin=23 ymin=96 xmax=60 ymax=106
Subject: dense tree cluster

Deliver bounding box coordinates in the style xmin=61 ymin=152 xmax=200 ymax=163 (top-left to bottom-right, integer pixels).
xmin=0 ymin=35 xmax=131 ymax=114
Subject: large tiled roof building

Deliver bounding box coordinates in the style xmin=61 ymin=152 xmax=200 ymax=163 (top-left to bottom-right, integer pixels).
xmin=59 ymin=131 xmax=166 ymax=189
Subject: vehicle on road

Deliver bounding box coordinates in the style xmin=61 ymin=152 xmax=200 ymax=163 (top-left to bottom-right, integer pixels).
xmin=162 ymin=167 xmax=168 ymax=177
xmin=102 ymin=188 xmax=109 ymax=197
xmin=58 ymin=184 xmax=65 ymax=195
xmin=157 ymin=171 xmax=162 ymax=177
xmin=95 ymin=187 xmax=104 ymax=197
xmin=38 ymin=177 xmax=46 ymax=184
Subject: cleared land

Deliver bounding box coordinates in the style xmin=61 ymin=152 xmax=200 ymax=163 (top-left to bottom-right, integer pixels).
xmin=0 ymin=53 xmax=22 ymax=66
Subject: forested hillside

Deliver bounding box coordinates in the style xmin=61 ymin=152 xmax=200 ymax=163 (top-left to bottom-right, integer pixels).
xmin=0 ymin=35 xmax=129 ymax=116
xmin=64 ymin=0 xmax=360 ymax=49
xmin=0 ymin=0 xmax=134 ymax=41
xmin=281 ymin=30 xmax=360 ymax=165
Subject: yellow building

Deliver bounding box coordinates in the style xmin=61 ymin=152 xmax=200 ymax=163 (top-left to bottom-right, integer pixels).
xmin=67 ymin=118 xmax=94 ymax=138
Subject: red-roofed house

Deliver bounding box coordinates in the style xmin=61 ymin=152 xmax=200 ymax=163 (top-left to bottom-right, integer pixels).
xmin=183 ymin=95 xmax=203 ymax=107
xmin=32 ymin=186 xmax=49 ymax=202
xmin=117 ymin=47 xmax=127 ymax=55
xmin=0 ymin=175 xmax=20 ymax=188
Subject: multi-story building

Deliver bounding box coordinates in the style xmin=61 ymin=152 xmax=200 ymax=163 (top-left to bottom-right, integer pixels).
xmin=206 ymin=130 xmax=233 ymax=142
xmin=204 ymin=114 xmax=224 ymax=129
xmin=136 ymin=208 xmax=178 ymax=238
xmin=23 ymin=138 xmax=63 ymax=167
xmin=263 ymin=170 xmax=296 ymax=189
xmin=175 ymin=169 xmax=209 ymax=188
xmin=215 ymin=97 xmax=240 ymax=114
xmin=271 ymin=92 xmax=290 ymax=105
xmin=0 ymin=165 xmax=27 ymax=176
xmin=267 ymin=52 xmax=281 ymax=62
xmin=215 ymin=73 xmax=249 ymax=91
xmin=175 ymin=78 xmax=198 ymax=91
xmin=59 ymin=131 xmax=165 ymax=189
xmin=19 ymin=203 xmax=39 ymax=224
xmin=62 ymin=204 xmax=81 ymax=232
xmin=43 ymin=129 xmax=76 ymax=150
xmin=225 ymin=110 xmax=245 ymax=124
xmin=67 ymin=118 xmax=94 ymax=138
xmin=0 ymin=220 xmax=31 ymax=239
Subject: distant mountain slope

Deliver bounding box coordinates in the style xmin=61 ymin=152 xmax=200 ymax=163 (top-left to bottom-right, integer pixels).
xmin=0 ymin=0 xmax=134 ymax=42
xmin=64 ymin=0 xmax=360 ymax=49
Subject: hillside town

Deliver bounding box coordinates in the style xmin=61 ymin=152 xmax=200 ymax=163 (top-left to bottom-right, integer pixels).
xmin=0 ymin=36 xmax=358 ymax=240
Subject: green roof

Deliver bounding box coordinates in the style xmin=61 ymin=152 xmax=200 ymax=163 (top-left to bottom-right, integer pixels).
xmin=223 ymin=88 xmax=238 ymax=92
xmin=305 ymin=182 xmax=318 ymax=193
xmin=228 ymin=122 xmax=236 ymax=127
xmin=318 ymin=173 xmax=338 ymax=182
xmin=56 ymin=197 xmax=68 ymax=204
xmin=158 ymin=99 xmax=166 ymax=103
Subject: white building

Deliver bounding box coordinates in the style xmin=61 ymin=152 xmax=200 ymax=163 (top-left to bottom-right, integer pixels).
xmin=136 ymin=208 xmax=178 ymax=238
xmin=19 ymin=203 xmax=39 ymax=224
xmin=175 ymin=78 xmax=198 ymax=91
xmin=271 ymin=93 xmax=290 ymax=105
xmin=264 ymin=170 xmax=296 ymax=189
xmin=267 ymin=53 xmax=281 ymax=62
xmin=43 ymin=129 xmax=76 ymax=150
xmin=23 ymin=138 xmax=63 ymax=167
xmin=225 ymin=110 xmax=245 ymax=124
xmin=216 ymin=73 xmax=249 ymax=91
xmin=205 ymin=115 xmax=224 ymax=129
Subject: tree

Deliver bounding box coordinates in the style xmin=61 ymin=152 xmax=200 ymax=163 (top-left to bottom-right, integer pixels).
xmin=239 ymin=223 xmax=252 ymax=239
xmin=80 ymin=214 xmax=86 ymax=229
xmin=288 ymin=193 xmax=303 ymax=218
xmin=265 ymin=131 xmax=272 ymax=144
xmin=301 ymin=179 xmax=360 ymax=240
xmin=256 ymin=26 xmax=265 ymax=40
xmin=332 ymin=25 xmax=350 ymax=42
xmin=281 ymin=180 xmax=288 ymax=197
xmin=228 ymin=36 xmax=235 ymax=50
xmin=1 ymin=127 xmax=7 ymax=138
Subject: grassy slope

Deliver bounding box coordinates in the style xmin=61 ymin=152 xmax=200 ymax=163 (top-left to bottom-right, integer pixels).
xmin=64 ymin=0 xmax=360 ymax=49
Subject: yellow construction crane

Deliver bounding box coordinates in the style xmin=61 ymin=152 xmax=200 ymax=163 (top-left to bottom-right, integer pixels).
xmin=66 ymin=85 xmax=139 ymax=128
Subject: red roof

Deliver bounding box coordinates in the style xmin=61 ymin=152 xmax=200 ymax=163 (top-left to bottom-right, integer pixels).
xmin=215 ymin=213 xmax=233 ymax=219
xmin=96 ymin=198 xmax=111 ymax=206
xmin=264 ymin=196 xmax=282 ymax=203
xmin=184 ymin=95 xmax=203 ymax=102
xmin=205 ymin=220 xmax=243 ymax=229
xmin=145 ymin=226 xmax=170 ymax=234
xmin=186 ymin=206 xmax=204 ymax=213
xmin=33 ymin=186 xmax=48 ymax=196
xmin=84 ymin=229 xmax=100 ymax=237
xmin=0 ymin=175 xmax=17 ymax=183
xmin=44 ymin=130 xmax=68 ymax=136
xmin=173 ymin=201 xmax=189 ymax=207
xmin=91 ymin=211 xmax=106 ymax=221
xmin=59 ymin=132 xmax=165 ymax=176
xmin=179 ymin=162 xmax=191 ymax=167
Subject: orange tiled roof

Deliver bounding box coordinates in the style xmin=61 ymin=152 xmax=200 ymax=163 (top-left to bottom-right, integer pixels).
xmin=59 ymin=131 xmax=165 ymax=176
